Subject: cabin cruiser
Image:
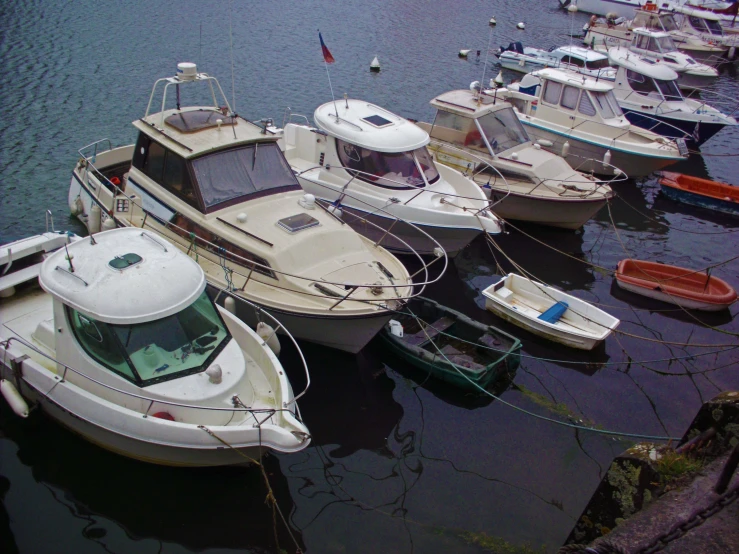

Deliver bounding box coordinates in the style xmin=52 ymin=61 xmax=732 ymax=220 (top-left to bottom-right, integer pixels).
xmin=415 ymin=88 xmax=617 ymax=230
xmin=584 ymin=6 xmax=729 ymax=66
xmin=607 ymin=47 xmax=737 ymax=144
xmin=0 ymin=227 xmax=311 ymax=466
xmin=667 ymin=3 xmax=739 ymax=49
xmin=499 ymin=68 xmax=686 ymax=177
xmin=276 ymin=98 xmax=501 ymax=257
xmin=496 ymin=43 xmax=616 ymax=81
xmin=593 ymin=27 xmax=718 ymax=89
xmin=68 ymin=63 xmax=419 ymax=354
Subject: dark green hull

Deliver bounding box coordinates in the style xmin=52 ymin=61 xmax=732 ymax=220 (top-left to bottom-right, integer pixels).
xmin=379 ymin=297 xmax=522 ymax=392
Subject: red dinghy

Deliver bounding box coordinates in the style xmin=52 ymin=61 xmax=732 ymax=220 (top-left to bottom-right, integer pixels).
xmin=659 ymin=172 xmax=739 ymax=217
xmin=615 ymin=259 xmax=737 ymax=312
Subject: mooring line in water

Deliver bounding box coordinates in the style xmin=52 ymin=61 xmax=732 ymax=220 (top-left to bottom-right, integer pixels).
xmin=615 ymin=193 xmax=739 ymax=235
xmin=384 ymin=307 xmax=737 ymax=367
xmin=198 ymin=426 xmax=303 ymax=553
xmin=486 ymin=234 xmax=739 ymax=346
xmin=402 ymin=308 xmax=680 ymax=441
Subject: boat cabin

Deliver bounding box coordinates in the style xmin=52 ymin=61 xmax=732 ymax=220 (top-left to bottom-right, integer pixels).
xmin=608 ymin=49 xmax=684 ymax=102
xmin=310 ymin=99 xmax=441 ymax=189
xmin=551 ymin=46 xmax=613 ymax=75
xmin=632 ymin=8 xmax=683 ymax=34
xmin=514 ymin=68 xmax=625 ymax=123
xmin=669 ymin=5 xmax=729 ymax=40
xmin=39 ymin=228 xmax=236 ymax=390
xmin=424 ymin=90 xmax=530 ymax=158
xmin=630 ymin=27 xmax=693 ymax=62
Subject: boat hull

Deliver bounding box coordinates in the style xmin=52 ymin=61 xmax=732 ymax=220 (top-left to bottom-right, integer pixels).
xmin=615 ymin=258 xmax=737 ymax=311
xmin=520 ymin=122 xmax=680 ymax=177
xmin=621 ymin=109 xmax=725 ymax=146
xmin=486 ymin=187 xmax=609 ymax=229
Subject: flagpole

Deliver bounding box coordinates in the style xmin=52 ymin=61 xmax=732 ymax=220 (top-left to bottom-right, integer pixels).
xmin=319 ymin=30 xmax=340 ymax=122
xmin=324 ymin=59 xmax=340 ymax=122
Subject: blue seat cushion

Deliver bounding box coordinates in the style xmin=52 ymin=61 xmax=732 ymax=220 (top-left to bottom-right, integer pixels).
xmin=538 ymin=301 xmax=568 ymax=324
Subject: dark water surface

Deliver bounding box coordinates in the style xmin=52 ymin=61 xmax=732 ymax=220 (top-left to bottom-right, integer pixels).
xmin=1 ymin=1 xmax=738 ymax=552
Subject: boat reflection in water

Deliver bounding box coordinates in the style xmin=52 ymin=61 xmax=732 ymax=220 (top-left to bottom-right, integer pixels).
xmin=0 ymin=404 xmax=305 ymax=553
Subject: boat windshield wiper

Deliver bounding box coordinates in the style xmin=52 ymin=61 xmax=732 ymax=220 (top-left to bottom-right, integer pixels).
xmin=252 ymin=143 xmax=258 ymax=170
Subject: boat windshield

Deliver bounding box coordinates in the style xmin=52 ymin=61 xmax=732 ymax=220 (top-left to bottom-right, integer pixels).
xmin=655 ymin=78 xmax=683 ymax=101
xmin=68 ymin=291 xmax=231 ymax=387
xmin=703 ymin=18 xmax=724 ymax=36
xmin=430 ymin=107 xmax=529 ymax=156
xmin=655 ymin=35 xmax=678 ymax=52
xmin=589 ymin=90 xmax=623 ymax=119
xmin=659 ymin=14 xmax=679 ymax=32
xmin=191 ymin=142 xmax=299 ymax=210
xmin=336 ymin=139 xmax=440 ymax=188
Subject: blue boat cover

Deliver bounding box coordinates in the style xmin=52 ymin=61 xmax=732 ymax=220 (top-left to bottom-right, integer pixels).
xmin=538 ymin=301 xmax=568 ymax=323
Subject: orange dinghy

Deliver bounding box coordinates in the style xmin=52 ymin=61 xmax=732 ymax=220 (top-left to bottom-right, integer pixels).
xmin=659 ymin=172 xmax=739 ymax=217
xmin=615 ymin=259 xmax=737 ymax=312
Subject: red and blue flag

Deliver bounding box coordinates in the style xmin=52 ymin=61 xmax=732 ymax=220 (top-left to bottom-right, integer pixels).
xmin=319 ymin=31 xmax=335 ymax=64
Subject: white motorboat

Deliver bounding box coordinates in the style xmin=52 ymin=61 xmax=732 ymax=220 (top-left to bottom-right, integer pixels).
xmin=594 ymin=27 xmax=718 ymax=89
xmin=481 ymin=273 xmax=620 ymax=350
xmin=497 ymin=42 xmax=617 ymax=81
xmin=0 ymin=227 xmax=311 ymax=466
xmin=68 ymin=63 xmax=421 ymax=354
xmin=666 ymin=3 xmax=739 ymax=49
xmin=498 ymin=68 xmax=687 ymax=177
xmin=276 ymin=99 xmax=502 ymax=257
xmin=416 ymin=88 xmax=617 ymax=230
xmin=606 ymin=47 xmax=737 ymax=144
xmin=584 ymin=7 xmax=729 ymax=66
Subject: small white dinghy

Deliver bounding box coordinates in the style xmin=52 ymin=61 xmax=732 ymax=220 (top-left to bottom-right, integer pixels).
xmin=482 ymin=273 xmax=620 ymax=350
xmin=0 ymin=227 xmax=311 ymax=466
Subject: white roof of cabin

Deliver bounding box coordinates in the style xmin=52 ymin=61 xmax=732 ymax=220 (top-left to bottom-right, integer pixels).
xmin=671 ymin=5 xmax=723 ymax=21
xmin=553 ymin=45 xmax=609 ymax=61
xmin=607 ymin=47 xmax=680 ymax=79
xmin=530 ymin=68 xmax=613 ymax=92
xmin=39 ymin=228 xmax=205 ymax=325
xmin=429 ymin=89 xmax=511 ymax=118
xmin=313 ymin=99 xmax=429 ymax=153
xmin=632 ymin=27 xmax=671 ymax=39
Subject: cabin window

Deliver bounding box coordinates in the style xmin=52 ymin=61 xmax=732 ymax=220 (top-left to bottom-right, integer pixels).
xmin=585 ymin=58 xmax=610 ymax=70
xmin=660 ymin=15 xmax=678 ymax=31
xmin=561 ymin=55 xmax=584 ymax=68
xmin=590 ymin=90 xmax=622 ymax=119
xmin=335 ymin=139 xmax=439 ymax=188
xmin=543 ymin=80 xmax=563 ymax=104
xmin=67 ymin=308 xmax=138 ymax=382
xmin=578 ymin=92 xmax=597 ymax=116
xmin=191 ymin=142 xmax=299 ymax=210
xmin=476 ymin=108 xmax=529 ymax=153
xmin=560 ymin=86 xmax=580 ymax=110
xmin=132 ymin=133 xmax=200 ymax=210
xmin=635 ymin=34 xmax=651 ymax=50
xmin=627 ymin=69 xmax=660 ymax=97
xmin=688 ymin=16 xmax=709 ymax=33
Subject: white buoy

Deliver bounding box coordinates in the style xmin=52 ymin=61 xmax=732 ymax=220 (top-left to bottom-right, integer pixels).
xmin=567 ymin=4 xmax=578 ymax=12
xmin=729 ymin=46 xmax=736 ymax=59
xmin=237 ymin=212 xmax=248 ymax=223
xmin=1 ymin=380 xmax=29 ymax=418
xmin=102 ymin=217 xmax=116 ymax=231
xmin=370 ymin=56 xmax=380 ymax=71
xmin=89 ymin=204 xmax=101 ymax=234
xmin=603 ymin=150 xmax=612 ymax=167
xmin=494 ymin=71 xmax=504 ymax=86
xmin=205 ymin=364 xmax=222 ymax=384
xmin=327 ymin=204 xmax=343 ymax=218
xmin=516 ymin=22 xmax=525 ymax=30
xmin=224 ymin=296 xmax=236 ymax=315
xmin=489 ymin=16 xmax=497 ymax=25
xmin=388 ymin=320 xmax=404 ymax=338
xmin=562 ymin=141 xmax=570 ymax=158
xmin=257 ymin=322 xmax=281 ymax=357
xmin=459 ymin=49 xmax=471 ymax=57
xmin=537 ymin=139 xmax=554 ymax=147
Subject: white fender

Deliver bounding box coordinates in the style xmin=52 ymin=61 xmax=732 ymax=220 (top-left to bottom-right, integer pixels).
xmin=89 ymin=204 xmax=101 ymax=234
xmin=257 ymin=322 xmax=281 ymax=357
xmin=224 ymin=296 xmax=236 ymax=315
xmin=1 ymin=380 xmax=29 ymax=418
